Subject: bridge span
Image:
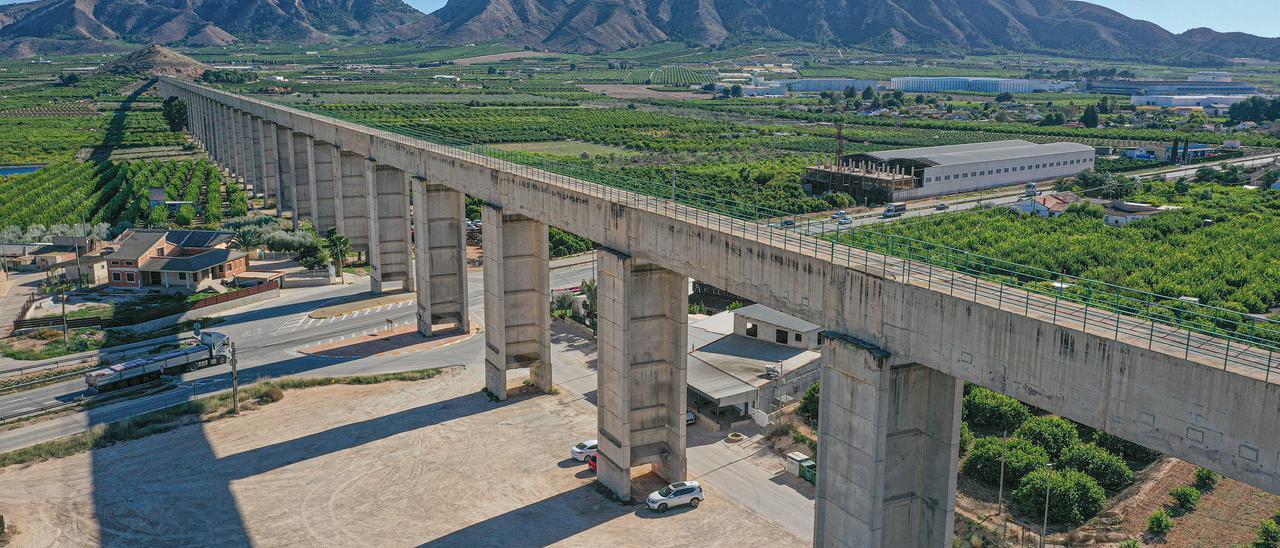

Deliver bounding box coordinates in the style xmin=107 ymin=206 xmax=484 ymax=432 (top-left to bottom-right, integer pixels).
xmin=158 ymin=77 xmax=1280 ymax=547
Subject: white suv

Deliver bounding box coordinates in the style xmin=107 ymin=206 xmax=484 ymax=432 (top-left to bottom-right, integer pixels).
xmin=571 ymin=439 xmax=598 ymax=461
xmin=646 ymin=481 xmax=704 ymax=512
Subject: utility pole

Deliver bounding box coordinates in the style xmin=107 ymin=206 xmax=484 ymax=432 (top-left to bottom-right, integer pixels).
xmin=230 ymin=342 xmax=239 ymax=415
xmin=1041 ymin=462 xmax=1054 ymax=548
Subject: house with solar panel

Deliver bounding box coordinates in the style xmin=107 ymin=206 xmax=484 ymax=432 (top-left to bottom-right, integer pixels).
xmin=106 ymin=230 xmax=248 ymax=290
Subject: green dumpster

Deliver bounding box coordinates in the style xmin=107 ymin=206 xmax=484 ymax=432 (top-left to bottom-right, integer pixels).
xmin=799 ymin=459 xmax=816 ymax=484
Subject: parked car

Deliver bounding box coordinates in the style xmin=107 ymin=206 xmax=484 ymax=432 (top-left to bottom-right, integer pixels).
xmin=587 ymin=453 xmax=597 ymax=472
xmin=935 ymin=203 xmax=950 ymax=210
xmin=780 ymin=219 xmax=796 ymax=227
xmin=837 ymin=217 xmax=853 ymax=226
xmin=686 ymin=410 xmax=696 ymax=425
xmin=646 ymin=481 xmax=704 ymax=512
xmin=571 ymin=439 xmax=598 ymax=461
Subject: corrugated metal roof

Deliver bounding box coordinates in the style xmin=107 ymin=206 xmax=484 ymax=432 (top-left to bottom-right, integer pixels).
xmin=865 ymin=140 xmax=1094 ymax=167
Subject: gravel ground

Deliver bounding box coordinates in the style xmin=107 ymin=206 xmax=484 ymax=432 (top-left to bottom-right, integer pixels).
xmin=0 ymin=367 xmax=804 ymax=547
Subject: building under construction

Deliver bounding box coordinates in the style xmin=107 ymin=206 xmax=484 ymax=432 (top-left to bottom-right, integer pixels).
xmin=803 ymin=140 xmax=1096 ymax=204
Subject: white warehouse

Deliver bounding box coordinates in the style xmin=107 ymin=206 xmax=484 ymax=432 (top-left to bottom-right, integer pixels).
xmin=804 ymin=140 xmax=1095 ymax=202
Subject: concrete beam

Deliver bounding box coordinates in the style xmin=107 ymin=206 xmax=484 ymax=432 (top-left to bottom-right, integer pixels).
xmin=312 ymin=140 xmax=340 ymax=232
xmin=815 ymin=333 xmax=961 ymax=548
xmin=412 ymin=179 xmax=469 ymax=336
xmin=482 ymin=204 xmax=551 ymax=400
xmin=595 ymin=249 xmax=688 ymax=501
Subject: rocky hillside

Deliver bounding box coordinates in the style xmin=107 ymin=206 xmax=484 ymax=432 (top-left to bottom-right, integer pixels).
xmin=96 ymin=44 xmax=208 ymax=78
xmin=0 ymin=0 xmax=425 ymax=56
xmin=401 ymin=0 xmax=1280 ymax=62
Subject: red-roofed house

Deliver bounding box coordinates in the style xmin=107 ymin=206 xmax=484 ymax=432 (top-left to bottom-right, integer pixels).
xmin=106 ymin=230 xmax=248 ymax=290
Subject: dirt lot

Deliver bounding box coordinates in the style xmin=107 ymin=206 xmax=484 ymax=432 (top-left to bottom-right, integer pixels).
xmin=580 ymin=85 xmax=702 ymax=100
xmin=0 ymin=368 xmax=803 ymax=547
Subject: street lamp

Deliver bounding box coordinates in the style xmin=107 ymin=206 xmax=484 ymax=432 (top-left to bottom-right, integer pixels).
xmin=1041 ymin=462 xmax=1055 ymax=548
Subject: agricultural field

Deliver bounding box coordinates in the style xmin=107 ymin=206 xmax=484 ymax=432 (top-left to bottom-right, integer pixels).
xmin=490 ymin=140 xmax=636 ymax=156
xmin=826 ymin=180 xmax=1280 ymax=320
xmin=0 ymin=159 xmax=245 ymax=240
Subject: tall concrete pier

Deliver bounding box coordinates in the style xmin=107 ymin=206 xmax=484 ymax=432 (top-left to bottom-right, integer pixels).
xmin=161 ymin=77 xmax=1280 ymax=547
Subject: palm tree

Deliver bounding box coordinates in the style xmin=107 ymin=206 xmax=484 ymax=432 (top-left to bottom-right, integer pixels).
xmin=325 ymin=227 xmax=351 ymax=283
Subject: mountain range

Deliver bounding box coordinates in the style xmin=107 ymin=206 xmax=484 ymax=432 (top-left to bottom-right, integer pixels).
xmin=402 ymin=0 xmax=1280 ymax=63
xmin=2 ymin=0 xmax=1278 ymax=63
xmin=0 ymin=0 xmax=423 ymax=56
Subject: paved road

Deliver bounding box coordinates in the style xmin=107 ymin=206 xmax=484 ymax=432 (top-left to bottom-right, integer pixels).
xmin=0 ymin=260 xmax=596 ymax=451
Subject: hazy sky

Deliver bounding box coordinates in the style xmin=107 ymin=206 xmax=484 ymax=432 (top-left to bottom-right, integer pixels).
xmin=0 ymin=0 xmax=1274 ymax=38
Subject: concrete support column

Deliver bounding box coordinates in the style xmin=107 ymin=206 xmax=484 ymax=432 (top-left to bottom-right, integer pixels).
xmin=248 ymin=116 xmax=265 ymax=197
xmin=275 ymin=125 xmax=297 ymax=226
xmin=361 ymin=158 xmax=385 ymax=294
xmin=339 ymin=151 xmax=371 ymax=264
xmin=481 ymin=205 xmax=550 ymax=400
xmin=259 ymin=120 xmax=279 ymax=206
xmin=373 ymin=163 xmax=411 ymax=292
xmin=238 ymin=112 xmax=253 ymax=190
xmin=229 ymin=109 xmax=245 ymax=182
xmin=292 ymin=132 xmax=317 ymax=223
xmin=242 ymin=113 xmax=260 ymax=195
xmin=595 ymin=249 xmax=688 ymax=500
xmin=213 ymin=104 xmax=227 ymax=166
xmin=312 ymin=141 xmax=340 ymax=231
xmin=412 ymin=179 xmax=469 ymax=336
xmin=815 ymin=333 xmax=962 ymax=548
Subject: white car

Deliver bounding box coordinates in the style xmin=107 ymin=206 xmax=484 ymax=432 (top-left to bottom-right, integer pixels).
xmin=646 ymin=481 xmax=704 ymax=512
xmin=571 ymin=439 xmax=598 ymax=461
xmin=837 ymin=217 xmax=853 ymax=226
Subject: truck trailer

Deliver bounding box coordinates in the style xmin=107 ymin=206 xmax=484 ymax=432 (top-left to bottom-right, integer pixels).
xmin=84 ymin=332 xmax=231 ymax=392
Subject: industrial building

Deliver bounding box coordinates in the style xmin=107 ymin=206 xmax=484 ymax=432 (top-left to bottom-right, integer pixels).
xmin=890 ymin=77 xmax=1072 ymax=94
xmin=803 ymin=140 xmax=1095 ymax=203
xmin=1130 ymin=94 xmax=1263 ymax=115
xmin=1086 ymin=79 xmax=1257 ymax=96
xmin=773 ymin=78 xmax=879 ymax=93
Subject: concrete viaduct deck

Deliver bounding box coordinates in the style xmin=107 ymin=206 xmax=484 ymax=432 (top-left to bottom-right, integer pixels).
xmin=159 ymin=77 xmax=1280 ymax=547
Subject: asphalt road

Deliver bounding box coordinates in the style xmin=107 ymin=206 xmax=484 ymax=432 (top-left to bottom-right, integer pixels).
xmin=0 ymin=260 xmax=596 ymax=453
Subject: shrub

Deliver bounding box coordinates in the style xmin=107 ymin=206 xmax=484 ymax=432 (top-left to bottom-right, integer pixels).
xmin=1014 ymin=416 xmax=1080 ymax=459
xmin=962 ymin=387 xmax=1030 ymax=433
xmin=960 ymin=422 xmax=974 ymax=455
xmin=1118 ymin=541 xmax=1140 ymax=548
xmin=1092 ymin=431 xmax=1161 ymax=464
xmin=798 ymin=382 xmax=819 ymax=420
xmin=1060 ymin=443 xmax=1133 ymax=491
xmin=1168 ymin=486 xmax=1201 ymax=515
xmin=962 ymin=436 xmax=1049 ymax=487
xmin=1147 ymin=509 xmax=1173 ymax=536
xmin=1258 ymin=520 xmax=1280 ymax=548
xmin=258 ymin=386 xmax=284 ymax=404
xmin=1194 ymin=467 xmax=1220 ymax=491
xmin=1012 ymin=468 xmax=1106 ymax=526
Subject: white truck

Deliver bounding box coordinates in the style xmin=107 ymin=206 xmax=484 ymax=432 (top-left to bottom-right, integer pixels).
xmin=882 ymin=202 xmax=908 ymax=218
xmin=84 ymin=332 xmax=231 ymax=392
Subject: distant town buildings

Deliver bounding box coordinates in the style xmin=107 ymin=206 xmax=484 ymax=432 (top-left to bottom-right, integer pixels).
xmin=804 ymin=140 xmax=1095 ymax=203
xmin=890 ymin=77 xmax=1073 ymax=94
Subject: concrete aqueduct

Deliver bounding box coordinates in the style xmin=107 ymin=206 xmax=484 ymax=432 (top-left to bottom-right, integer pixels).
xmin=159 ymin=77 xmax=1280 ymax=547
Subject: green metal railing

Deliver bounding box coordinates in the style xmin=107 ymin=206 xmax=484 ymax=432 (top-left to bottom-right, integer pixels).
xmin=167 ymin=78 xmax=1280 ymax=382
